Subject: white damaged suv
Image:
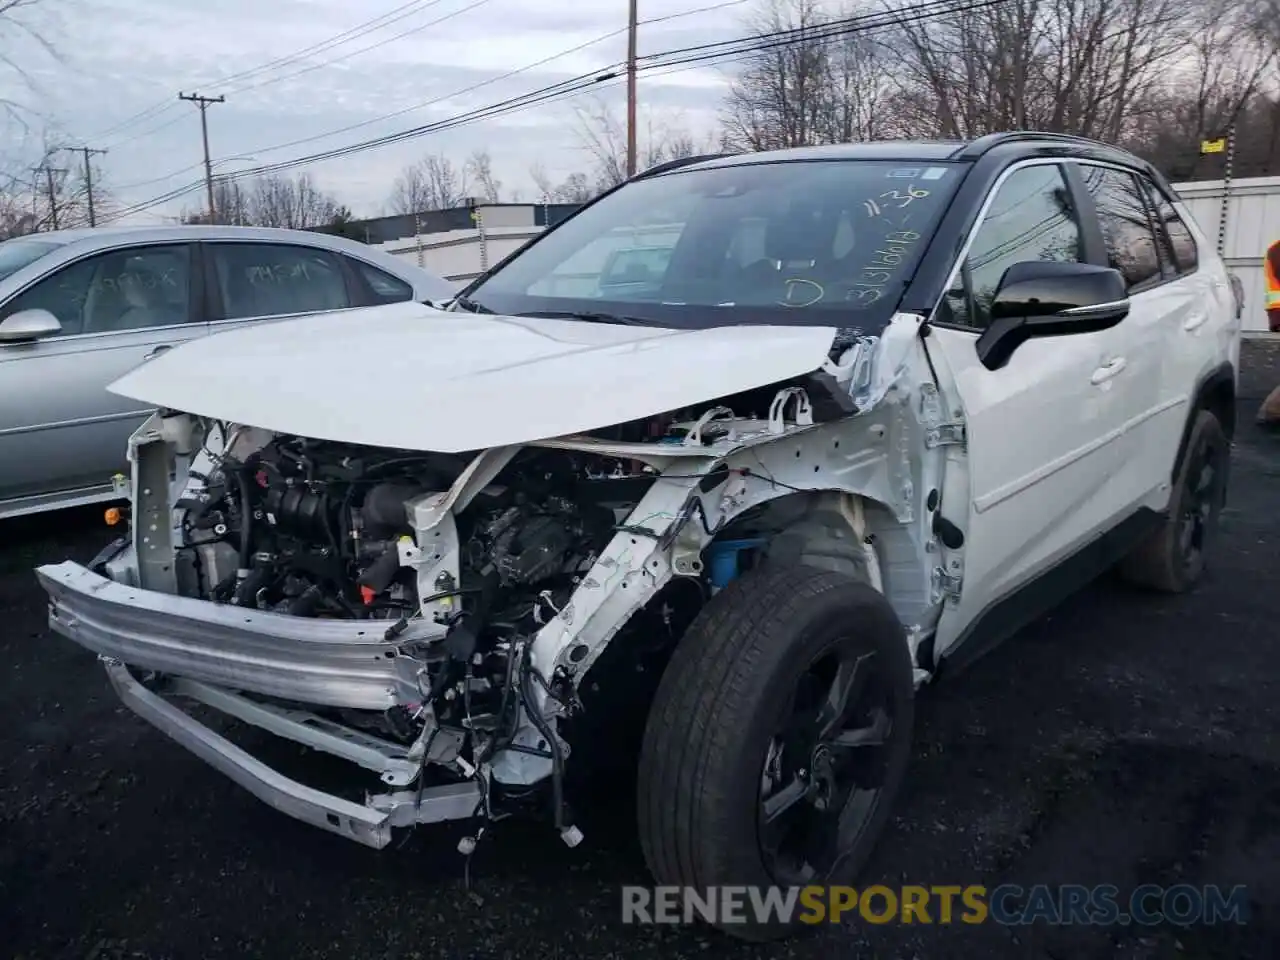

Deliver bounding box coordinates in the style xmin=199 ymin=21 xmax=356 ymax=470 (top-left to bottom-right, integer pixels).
xmin=37 ymin=133 xmax=1239 ymax=941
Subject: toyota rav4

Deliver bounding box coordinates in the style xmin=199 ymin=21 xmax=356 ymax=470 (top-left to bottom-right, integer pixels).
xmin=36 ymin=132 xmax=1239 ymax=941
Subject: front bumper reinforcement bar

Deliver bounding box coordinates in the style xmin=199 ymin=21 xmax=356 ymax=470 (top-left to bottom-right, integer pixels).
xmin=100 ymin=659 xmax=481 ymax=848
xmin=36 ymin=561 xmax=427 ymax=710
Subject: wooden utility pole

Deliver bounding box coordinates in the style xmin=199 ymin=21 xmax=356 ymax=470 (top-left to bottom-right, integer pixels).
xmin=33 ymin=164 xmax=67 ymax=230
xmin=626 ymin=0 xmax=638 ymax=178
xmin=179 ymin=91 xmax=225 ymax=220
xmin=66 ymin=146 xmax=108 ymax=227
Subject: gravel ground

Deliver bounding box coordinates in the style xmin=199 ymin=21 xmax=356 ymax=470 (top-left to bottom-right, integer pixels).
xmin=2 ymin=349 xmax=1277 ymax=960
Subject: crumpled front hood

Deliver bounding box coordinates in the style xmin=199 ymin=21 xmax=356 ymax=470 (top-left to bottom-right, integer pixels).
xmin=109 ymin=301 xmax=839 ymax=452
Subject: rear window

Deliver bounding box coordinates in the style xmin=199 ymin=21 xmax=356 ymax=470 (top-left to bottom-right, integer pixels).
xmin=0 ymin=238 xmax=61 ymax=283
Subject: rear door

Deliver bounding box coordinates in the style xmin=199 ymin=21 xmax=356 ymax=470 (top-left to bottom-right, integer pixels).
xmin=0 ymin=242 xmax=204 ymax=511
xmin=201 ymin=240 xmax=357 ymax=336
xmin=1135 ymin=175 xmax=1235 ymax=480
xmin=1072 ymin=161 xmax=1184 ymax=511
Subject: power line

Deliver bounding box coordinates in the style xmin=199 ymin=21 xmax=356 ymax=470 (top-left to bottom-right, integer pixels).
xmin=85 ymin=0 xmax=442 ymax=143
xmin=207 ymin=0 xmax=439 ymax=89
xmin=104 ymin=0 xmax=1008 ymax=222
xmin=226 ymin=0 xmax=1003 ymax=176
xmin=110 ymin=0 xmax=749 ymax=193
xmin=101 ymin=0 xmax=485 ymax=153
xmin=225 ymin=0 xmax=494 ymax=96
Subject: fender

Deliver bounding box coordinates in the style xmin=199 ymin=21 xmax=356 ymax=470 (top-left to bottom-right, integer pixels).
xmin=1170 ymin=361 xmax=1235 ymax=501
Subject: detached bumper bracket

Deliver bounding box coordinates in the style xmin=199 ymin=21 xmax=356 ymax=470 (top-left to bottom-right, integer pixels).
xmin=103 ymin=658 xmax=397 ymax=848
xmin=101 ymin=659 xmax=482 ymax=848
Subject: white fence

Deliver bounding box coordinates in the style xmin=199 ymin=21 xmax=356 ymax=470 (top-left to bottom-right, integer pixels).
xmin=377 ymin=177 xmax=1280 ymax=332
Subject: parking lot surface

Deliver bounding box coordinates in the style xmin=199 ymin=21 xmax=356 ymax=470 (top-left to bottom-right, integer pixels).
xmin=2 ymin=355 xmax=1277 ymax=959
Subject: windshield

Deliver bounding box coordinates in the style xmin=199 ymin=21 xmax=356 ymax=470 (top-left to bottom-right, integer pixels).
xmin=0 ymin=238 xmax=62 ymax=284
xmin=464 ymin=158 xmax=965 ymax=331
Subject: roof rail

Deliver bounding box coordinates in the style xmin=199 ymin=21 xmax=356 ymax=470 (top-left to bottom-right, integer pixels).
xmin=633 ymin=153 xmax=737 ymax=179
xmin=952 ymin=131 xmax=1111 ymax=160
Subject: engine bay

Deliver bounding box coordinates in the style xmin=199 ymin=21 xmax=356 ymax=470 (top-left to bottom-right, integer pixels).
xmin=175 ymin=434 xmax=630 ymax=626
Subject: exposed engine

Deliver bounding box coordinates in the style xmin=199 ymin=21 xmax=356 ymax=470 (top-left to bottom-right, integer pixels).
xmin=175 ymin=436 xmax=628 ymax=620
xmin=166 ymin=424 xmax=677 ymax=783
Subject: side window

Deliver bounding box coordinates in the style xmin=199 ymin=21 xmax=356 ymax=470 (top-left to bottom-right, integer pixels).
xmin=1078 ymin=166 xmax=1162 ymax=290
xmin=4 ymin=244 xmax=192 ymax=335
xmin=350 ymin=259 xmax=414 ymax=305
xmin=943 ymin=165 xmax=1082 ymax=329
xmin=209 ymin=243 xmax=351 ymax=320
xmin=1140 ymin=178 xmax=1199 ymax=276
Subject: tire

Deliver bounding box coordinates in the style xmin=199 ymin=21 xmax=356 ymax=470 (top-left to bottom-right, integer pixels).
xmin=636 ymin=564 xmax=915 ymax=942
xmin=1119 ymin=409 xmax=1229 ymax=593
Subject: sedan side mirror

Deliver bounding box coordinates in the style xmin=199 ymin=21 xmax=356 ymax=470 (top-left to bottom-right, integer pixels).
xmin=0 ymin=308 xmax=62 ymax=343
xmin=976 ymin=261 xmax=1129 ymax=371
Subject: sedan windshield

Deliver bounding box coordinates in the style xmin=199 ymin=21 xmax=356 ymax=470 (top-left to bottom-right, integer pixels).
xmin=0 ymin=238 xmax=62 ymax=284
xmin=464 ymin=158 xmax=964 ymax=332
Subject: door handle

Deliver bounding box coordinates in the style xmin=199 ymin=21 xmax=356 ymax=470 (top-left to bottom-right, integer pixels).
xmin=142 ymin=344 xmax=172 ymax=360
xmin=1090 ymin=357 xmax=1127 ymax=385
xmin=1183 ymin=312 xmax=1208 ymax=332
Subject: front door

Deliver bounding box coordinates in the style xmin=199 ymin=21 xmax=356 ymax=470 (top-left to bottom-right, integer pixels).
xmin=0 ymin=243 xmax=203 ymax=513
xmin=924 ymin=162 xmax=1136 ymax=660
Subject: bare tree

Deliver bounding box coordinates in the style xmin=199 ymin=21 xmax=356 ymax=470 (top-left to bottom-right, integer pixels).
xmin=1124 ymin=0 xmax=1275 ymax=177
xmin=722 ymin=0 xmax=900 ymax=150
xmin=571 ymin=98 xmax=713 ymax=191
xmin=181 ymin=172 xmax=345 ymax=229
xmin=387 ymin=153 xmax=469 ymax=214
xmin=874 ymin=0 xmax=1212 ymax=142
xmin=0 ymin=0 xmax=59 ymax=126
xmin=465 ymin=149 xmax=502 ymax=203
xmin=0 ymin=137 xmax=118 ymax=233
xmin=723 ymin=0 xmax=838 ymax=150
xmin=181 ymin=178 xmax=248 ymax=225
xmin=1 ymin=1 xmax=62 ymax=229
xmin=530 ymin=162 xmax=598 ymax=203
xmin=0 ymin=167 xmax=35 ymax=238
xmin=718 ymin=0 xmax=1280 ymax=174
xmin=243 ymin=172 xmax=343 ymax=229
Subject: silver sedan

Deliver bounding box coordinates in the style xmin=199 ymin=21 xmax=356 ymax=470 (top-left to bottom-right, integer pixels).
xmin=0 ymin=224 xmax=455 ymax=520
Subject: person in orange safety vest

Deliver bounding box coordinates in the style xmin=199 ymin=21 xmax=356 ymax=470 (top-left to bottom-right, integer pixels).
xmin=1266 ymin=238 xmax=1280 ymax=332
xmin=1259 ymin=240 xmax=1280 ymax=426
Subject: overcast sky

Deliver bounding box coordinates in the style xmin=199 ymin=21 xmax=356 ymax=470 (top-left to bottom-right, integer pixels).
xmin=1 ymin=0 xmax=759 ymax=222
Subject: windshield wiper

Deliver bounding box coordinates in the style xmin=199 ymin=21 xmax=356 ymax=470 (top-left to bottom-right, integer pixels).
xmin=450 ymin=294 xmax=495 ymax=314
xmin=516 ymin=310 xmax=657 ymax=327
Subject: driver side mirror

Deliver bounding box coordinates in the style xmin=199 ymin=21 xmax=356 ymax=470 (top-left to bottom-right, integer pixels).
xmin=0 ymin=308 xmax=62 ymax=343
xmin=976 ymin=261 xmax=1129 ymax=371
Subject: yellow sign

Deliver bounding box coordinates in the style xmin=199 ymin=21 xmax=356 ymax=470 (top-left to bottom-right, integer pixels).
xmin=1200 ymin=138 xmax=1226 ymax=154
